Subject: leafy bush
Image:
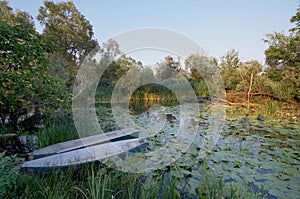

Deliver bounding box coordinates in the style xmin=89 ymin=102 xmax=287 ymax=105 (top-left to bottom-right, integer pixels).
xmin=0 ymin=152 xmax=19 ymax=198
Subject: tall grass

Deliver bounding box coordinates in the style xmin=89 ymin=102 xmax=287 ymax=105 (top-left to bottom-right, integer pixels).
xmin=5 ymin=162 xmax=263 ymax=199
xmin=1 ymin=123 xmax=264 ymax=199
xmin=37 ymin=112 xmax=78 ymax=148
xmin=266 ymin=100 xmax=277 ymax=116
xmin=8 ymin=164 xmax=183 ymax=199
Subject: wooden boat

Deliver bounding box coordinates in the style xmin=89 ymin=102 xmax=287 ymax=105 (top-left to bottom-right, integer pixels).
xmin=20 ymin=138 xmax=146 ymax=172
xmin=32 ymin=128 xmax=139 ymax=157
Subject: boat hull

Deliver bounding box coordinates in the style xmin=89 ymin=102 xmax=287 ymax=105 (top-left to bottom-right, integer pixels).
xmin=32 ymin=128 xmax=139 ymax=158
xmin=21 ymin=138 xmax=146 ymax=172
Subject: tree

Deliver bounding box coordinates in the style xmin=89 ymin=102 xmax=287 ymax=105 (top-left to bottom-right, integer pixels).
xmin=135 ymin=66 xmax=156 ymax=99
xmin=0 ymin=18 xmax=68 ymax=134
xmin=290 ymin=6 xmax=300 ymax=32
xmin=0 ymin=0 xmax=34 ymax=27
xmin=96 ymin=39 xmax=141 ymax=100
xmin=219 ymin=50 xmax=272 ymax=103
xmin=140 ymin=66 xmax=156 ymax=85
xmin=236 ymin=60 xmax=263 ymax=108
xmin=185 ymin=53 xmax=218 ymax=81
xmin=219 ymin=49 xmax=242 ymax=90
xmin=37 ymin=0 xmax=99 ymax=85
xmin=264 ymin=6 xmax=300 ymax=101
xmin=101 ymin=55 xmax=137 ymax=86
xmin=156 ymin=56 xmax=181 ymax=81
xmin=184 ymin=53 xmax=218 ymax=97
xmin=101 ymin=38 xmax=121 ymax=61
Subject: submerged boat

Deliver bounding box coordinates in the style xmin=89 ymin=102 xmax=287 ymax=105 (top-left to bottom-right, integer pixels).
xmin=21 ymin=138 xmax=146 ymax=172
xmin=32 ymin=128 xmax=139 ymax=157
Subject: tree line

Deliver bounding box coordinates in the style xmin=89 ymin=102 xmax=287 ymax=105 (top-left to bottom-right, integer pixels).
xmin=0 ymin=0 xmax=299 ymax=134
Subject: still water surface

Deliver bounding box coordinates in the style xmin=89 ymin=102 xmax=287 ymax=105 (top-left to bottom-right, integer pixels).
xmin=96 ymin=101 xmax=300 ymax=198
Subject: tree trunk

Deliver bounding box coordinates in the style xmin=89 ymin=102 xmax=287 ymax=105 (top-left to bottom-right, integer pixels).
xmin=247 ymin=73 xmax=254 ymax=110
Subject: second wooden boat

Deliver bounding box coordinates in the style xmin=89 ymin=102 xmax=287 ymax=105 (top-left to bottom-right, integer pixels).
xmin=32 ymin=128 xmax=139 ymax=157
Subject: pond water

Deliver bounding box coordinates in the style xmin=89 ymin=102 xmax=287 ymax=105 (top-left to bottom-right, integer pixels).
xmin=96 ymin=101 xmax=300 ymax=198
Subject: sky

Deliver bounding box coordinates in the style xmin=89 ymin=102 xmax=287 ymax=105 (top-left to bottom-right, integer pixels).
xmin=8 ymin=0 xmax=300 ymax=65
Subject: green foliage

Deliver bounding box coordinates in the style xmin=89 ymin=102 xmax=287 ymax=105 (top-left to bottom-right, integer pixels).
xmin=37 ymin=0 xmax=99 ymax=85
xmin=47 ymin=57 xmax=70 ymax=84
xmin=289 ymin=6 xmax=300 ymax=33
xmin=185 ymin=54 xmax=218 ymax=81
xmin=116 ymin=64 xmax=140 ymax=97
xmin=0 ymin=152 xmax=19 ymax=198
xmin=0 ymin=21 xmax=51 ymax=71
xmin=220 ymin=49 xmax=242 ymax=91
xmin=191 ymin=80 xmax=209 ymax=97
xmin=38 ymin=114 xmax=78 ymax=148
xmin=13 ymin=170 xmax=77 ymax=198
xmin=101 ymin=55 xmax=136 ymax=85
xmin=0 ymin=0 xmax=34 ymax=27
xmin=185 ymin=53 xmax=219 ymax=97
xmin=140 ymin=66 xmax=156 ymax=84
xmin=96 ymin=53 xmax=143 ymax=101
xmin=264 ymin=7 xmax=300 ymax=101
xmin=101 ymin=38 xmax=121 ymax=60
xmin=131 ymin=83 xmax=178 ymax=101
xmin=219 ymin=48 xmax=298 ymax=104
xmin=156 ymin=56 xmax=181 ymax=81
xmin=235 ymin=60 xmax=262 ymax=92
xmin=0 ymin=20 xmax=69 ymax=133
xmin=220 ymin=51 xmax=265 ymax=94
xmin=266 ymin=100 xmax=277 ymax=116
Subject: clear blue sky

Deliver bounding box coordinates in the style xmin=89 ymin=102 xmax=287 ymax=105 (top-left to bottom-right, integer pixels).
xmin=8 ymin=0 xmax=300 ymax=65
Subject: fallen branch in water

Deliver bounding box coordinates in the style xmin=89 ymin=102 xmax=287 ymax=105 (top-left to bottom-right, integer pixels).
xmin=212 ymin=98 xmax=260 ymax=108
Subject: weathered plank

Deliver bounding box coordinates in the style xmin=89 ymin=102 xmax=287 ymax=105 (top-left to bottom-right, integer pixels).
xmin=32 ymin=128 xmax=139 ymax=157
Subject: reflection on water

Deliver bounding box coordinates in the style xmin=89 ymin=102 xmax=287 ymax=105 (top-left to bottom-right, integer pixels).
xmin=95 ymin=101 xmax=300 ymax=198
xmin=129 ymin=100 xmax=179 ymax=115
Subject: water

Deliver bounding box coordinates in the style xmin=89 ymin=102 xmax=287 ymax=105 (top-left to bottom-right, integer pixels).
xmin=96 ymin=101 xmax=300 ymax=198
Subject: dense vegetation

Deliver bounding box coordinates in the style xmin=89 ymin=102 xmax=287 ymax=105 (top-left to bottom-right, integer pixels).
xmin=0 ymin=0 xmax=299 ymax=198
xmin=1 ymin=1 xmax=299 ymax=135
